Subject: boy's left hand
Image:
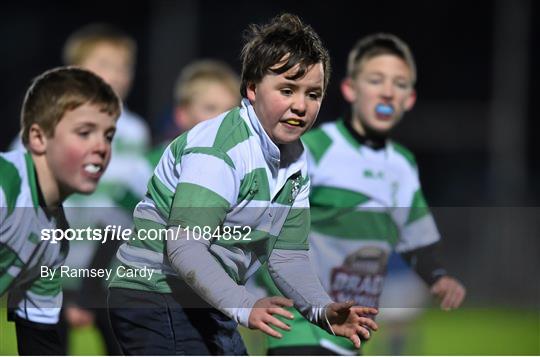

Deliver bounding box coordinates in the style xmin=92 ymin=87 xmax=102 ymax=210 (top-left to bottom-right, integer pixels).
xmin=325 ymin=301 xmax=378 ymax=349
xmin=430 ymin=275 xmax=466 ymax=310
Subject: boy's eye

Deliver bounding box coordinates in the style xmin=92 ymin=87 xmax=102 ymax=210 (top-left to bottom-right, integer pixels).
xmin=78 ymin=131 xmax=90 ymax=138
xmin=367 ymin=78 xmax=382 ymax=85
xmin=280 ymin=88 xmax=293 ymax=96
xmin=308 ymin=92 xmax=321 ymax=100
xmin=105 ymin=132 xmax=115 ymax=143
xmin=395 ymin=81 xmax=410 ymax=90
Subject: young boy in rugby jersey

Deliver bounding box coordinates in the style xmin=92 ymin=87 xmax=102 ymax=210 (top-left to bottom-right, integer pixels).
xmin=260 ymin=33 xmax=466 ymax=355
xmin=0 ymin=66 xmax=120 ymax=355
xmin=108 ymin=13 xmax=378 ymax=355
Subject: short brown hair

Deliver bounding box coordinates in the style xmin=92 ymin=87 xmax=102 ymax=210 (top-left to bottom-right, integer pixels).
xmin=62 ymin=23 xmax=136 ymax=66
xmin=240 ymin=13 xmax=331 ymax=97
xmin=174 ymin=60 xmax=240 ymax=106
xmin=21 ymin=66 xmax=121 ymax=146
xmin=347 ymin=33 xmax=416 ymax=84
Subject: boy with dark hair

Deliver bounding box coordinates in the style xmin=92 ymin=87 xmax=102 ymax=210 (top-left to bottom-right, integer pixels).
xmin=0 ymin=66 xmax=120 ymax=355
xmin=260 ymin=32 xmax=466 ymax=355
xmin=108 ymin=14 xmax=377 ymax=355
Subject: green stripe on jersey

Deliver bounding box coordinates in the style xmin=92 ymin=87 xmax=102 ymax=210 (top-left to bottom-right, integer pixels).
xmin=302 ymin=127 xmax=332 ymax=164
xmin=273 ymin=174 xmax=305 ymax=206
xmin=169 ymin=182 xmax=229 ymax=229
xmin=0 ymin=155 xmax=22 ymax=215
xmin=310 ymin=186 xmax=370 ymax=207
xmin=0 ymin=245 xmax=24 ymax=268
xmin=238 ymin=168 xmax=271 ymax=202
xmin=311 ymin=208 xmax=399 ymax=244
xmin=131 ymin=217 xmax=167 ymax=253
xmin=0 ymin=245 xmax=24 ymax=290
xmin=29 ymin=275 xmax=61 ymax=296
xmin=169 ymin=133 xmax=189 ymax=165
xmin=147 ymin=175 xmax=174 ymax=218
xmin=274 ymin=208 xmax=310 ymax=249
xmin=212 ymin=108 xmax=251 ymax=153
xmin=407 ymin=189 xmax=430 ymax=224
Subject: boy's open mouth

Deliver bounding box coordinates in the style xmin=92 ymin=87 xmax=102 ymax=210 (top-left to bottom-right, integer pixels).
xmin=282 ymin=118 xmax=305 ymax=127
xmin=83 ymin=163 xmax=102 ymax=174
xmin=375 ymin=103 xmax=394 ymax=116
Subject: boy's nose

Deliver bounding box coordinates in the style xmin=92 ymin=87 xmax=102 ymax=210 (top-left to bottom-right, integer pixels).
xmin=93 ymin=138 xmax=109 ymax=157
xmin=291 ymin=94 xmax=307 ymax=115
xmin=381 ymin=81 xmax=395 ymax=98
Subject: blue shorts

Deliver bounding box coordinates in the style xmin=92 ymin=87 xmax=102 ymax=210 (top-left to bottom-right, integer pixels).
xmin=108 ymin=287 xmax=247 ymax=355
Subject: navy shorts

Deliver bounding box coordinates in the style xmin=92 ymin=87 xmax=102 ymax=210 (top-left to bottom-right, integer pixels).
xmin=108 ymin=287 xmax=247 ymax=355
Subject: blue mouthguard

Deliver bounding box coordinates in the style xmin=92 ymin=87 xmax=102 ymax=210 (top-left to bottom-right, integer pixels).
xmin=375 ymin=104 xmax=394 ymax=115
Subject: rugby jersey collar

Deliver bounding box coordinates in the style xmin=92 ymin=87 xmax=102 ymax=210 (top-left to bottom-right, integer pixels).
xmin=241 ymin=98 xmax=281 ymax=170
xmin=340 ymin=117 xmax=387 ymax=151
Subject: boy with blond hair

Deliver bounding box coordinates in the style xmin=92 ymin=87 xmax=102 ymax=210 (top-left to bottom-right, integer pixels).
xmin=0 ymin=66 xmax=120 ymax=355
xmin=173 ymin=59 xmax=240 ymax=132
xmin=148 ymin=59 xmax=241 ymax=166
xmin=108 ymin=14 xmax=377 ymax=355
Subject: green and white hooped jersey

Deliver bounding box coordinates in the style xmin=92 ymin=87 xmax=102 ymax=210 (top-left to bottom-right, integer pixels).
xmin=305 ymin=119 xmax=439 ymax=284
xmin=0 ymin=150 xmax=67 ymax=324
xmin=110 ymin=99 xmax=310 ymax=292
xmin=264 ymin=119 xmax=440 ymax=354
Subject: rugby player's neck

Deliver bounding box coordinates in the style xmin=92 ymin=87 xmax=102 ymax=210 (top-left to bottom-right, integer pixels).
xmin=32 ymin=153 xmax=64 ymax=207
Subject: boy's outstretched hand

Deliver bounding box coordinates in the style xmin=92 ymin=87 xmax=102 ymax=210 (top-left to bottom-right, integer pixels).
xmin=431 ymin=275 xmax=466 ymax=310
xmin=325 ymin=301 xmax=379 ymax=349
xmin=249 ymin=296 xmax=294 ymax=338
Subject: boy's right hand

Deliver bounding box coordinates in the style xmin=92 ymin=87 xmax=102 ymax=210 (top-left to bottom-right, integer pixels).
xmin=248 ymin=296 xmax=294 ymax=338
xmin=324 ymin=301 xmax=379 ymax=349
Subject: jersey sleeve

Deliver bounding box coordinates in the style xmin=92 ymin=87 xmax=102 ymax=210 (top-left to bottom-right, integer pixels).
xmin=274 ymin=175 xmax=310 ymax=250
xmin=0 ymin=243 xmax=23 ymax=296
xmin=0 ymin=177 xmax=23 ymax=296
xmin=11 ymin=274 xmax=62 ymax=324
xmin=167 ymin=147 xmax=239 ymax=230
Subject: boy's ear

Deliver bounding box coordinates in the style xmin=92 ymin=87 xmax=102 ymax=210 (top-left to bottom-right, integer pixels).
xmin=174 ymin=106 xmax=186 ymax=130
xmin=340 ymin=78 xmax=356 ymax=103
xmin=246 ymin=82 xmax=257 ymax=102
xmin=27 ymin=124 xmax=48 ymax=154
xmin=404 ymin=89 xmax=417 ymax=111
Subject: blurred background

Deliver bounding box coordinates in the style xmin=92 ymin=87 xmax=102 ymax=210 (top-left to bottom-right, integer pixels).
xmin=1 ymin=0 xmax=538 ymax=354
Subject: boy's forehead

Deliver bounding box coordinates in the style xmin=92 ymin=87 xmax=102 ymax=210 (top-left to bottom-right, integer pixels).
xmin=357 ymin=54 xmax=413 ymax=77
xmin=270 ymin=62 xmax=324 ymax=86
xmin=86 ymin=41 xmax=132 ymax=59
xmin=62 ymin=103 xmax=118 ymax=123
